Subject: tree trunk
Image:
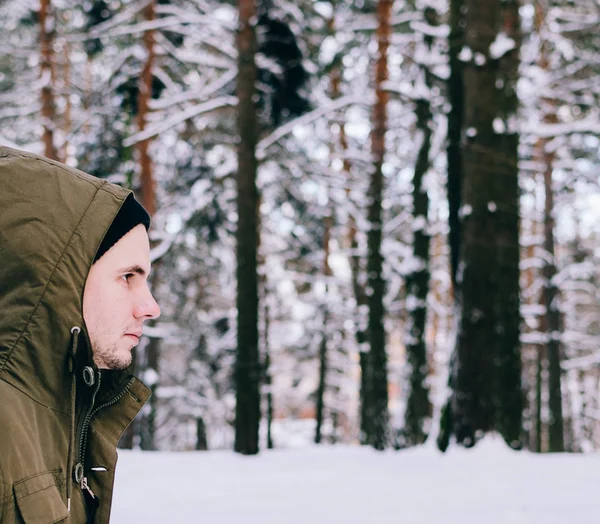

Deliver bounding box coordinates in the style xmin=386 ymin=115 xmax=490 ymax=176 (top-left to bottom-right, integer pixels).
xmin=403 ymin=9 xmax=437 ymax=446
xmin=61 ymin=41 xmax=72 ymax=163
xmin=39 ymin=0 xmax=59 ymax=160
xmin=403 ymin=98 xmax=432 ymax=446
xmin=523 ymin=213 xmax=543 ymax=452
xmin=436 ymin=0 xmax=464 ymax=451
xmin=137 ymin=0 xmax=156 ymax=215
xmin=543 ymin=148 xmax=564 ymax=451
xmin=446 ymin=0 xmax=464 ymax=290
xmin=366 ymin=0 xmax=392 ymax=451
xmin=446 ymin=0 xmax=522 ymax=449
xmin=359 ymin=351 xmax=372 ymax=445
xmin=315 ymin=216 xmax=332 ymax=444
xmin=234 ymin=0 xmax=261 ymax=455
xmin=264 ymin=305 xmax=274 ymax=450
xmin=534 ymin=0 xmax=564 ymax=452
xmin=196 ymin=417 xmax=208 ymax=451
xmin=535 ymin=345 xmax=544 ymax=452
xmin=314 ymin=313 xmax=328 ymax=444
xmin=494 ymin=0 xmax=523 ymax=447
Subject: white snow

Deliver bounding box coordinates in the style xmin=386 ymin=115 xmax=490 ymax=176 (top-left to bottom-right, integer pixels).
xmin=409 ymin=20 xmax=450 ymax=38
xmin=493 ymin=118 xmax=506 ymax=134
xmin=458 ymin=46 xmax=472 ymax=62
xmin=474 ymin=52 xmax=486 ymax=66
xmin=111 ymin=438 xmax=600 ymax=523
xmin=489 ymin=32 xmax=516 ymax=59
xmin=459 ymin=204 xmax=473 ymax=217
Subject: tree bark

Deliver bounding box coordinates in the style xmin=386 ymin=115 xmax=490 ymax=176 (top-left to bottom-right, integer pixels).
xmin=196 ymin=417 xmax=208 ymax=451
xmin=494 ymin=0 xmax=523 ymax=447
xmin=264 ymin=305 xmax=273 ymax=450
xmin=446 ymin=0 xmax=464 ymax=291
xmin=234 ymin=0 xmax=261 ymax=455
xmin=61 ymin=41 xmax=72 ymax=163
xmin=403 ymin=98 xmax=433 ymax=446
xmin=446 ymin=0 xmax=522 ymax=449
xmin=359 ymin=351 xmax=372 ymax=445
xmin=39 ymin=0 xmax=59 ymax=160
xmin=437 ymin=0 xmax=464 ymax=451
xmin=366 ymin=0 xmax=392 ymax=451
xmin=535 ymin=0 xmax=564 ymax=452
xmin=543 ymin=146 xmax=564 ymax=451
xmin=137 ymin=0 xmax=156 ymax=215
xmin=535 ymin=344 xmax=544 ymax=452
xmin=315 ymin=216 xmax=332 ymax=444
xmin=403 ymin=9 xmax=437 ymax=447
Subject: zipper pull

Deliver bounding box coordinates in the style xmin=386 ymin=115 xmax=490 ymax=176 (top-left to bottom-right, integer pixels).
xmin=81 ymin=475 xmax=100 ymax=523
xmin=81 ymin=476 xmax=97 ymax=499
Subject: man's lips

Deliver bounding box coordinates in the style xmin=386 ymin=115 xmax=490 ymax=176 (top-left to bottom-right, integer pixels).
xmin=125 ymin=333 xmax=141 ymax=342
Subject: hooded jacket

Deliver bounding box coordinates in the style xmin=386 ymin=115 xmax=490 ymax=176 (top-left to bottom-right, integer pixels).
xmin=0 ymin=147 xmax=151 ymax=523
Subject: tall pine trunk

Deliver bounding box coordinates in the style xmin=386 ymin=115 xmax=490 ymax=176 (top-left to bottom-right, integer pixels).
xmin=137 ymin=0 xmax=156 ymax=215
xmin=315 ymin=216 xmax=332 ymax=444
xmin=403 ymin=9 xmax=437 ymax=446
xmin=543 ymin=144 xmax=564 ymax=451
xmin=366 ymin=0 xmax=392 ymax=451
xmin=533 ymin=1 xmax=564 ymax=452
xmin=234 ymin=0 xmax=261 ymax=455
xmin=445 ymin=0 xmax=522 ymax=449
xmin=446 ymin=0 xmax=464 ymax=290
xmin=39 ymin=0 xmax=58 ymax=160
xmin=264 ymin=304 xmax=273 ymax=450
xmin=494 ymin=0 xmax=522 ymax=447
xmin=436 ymin=0 xmax=464 ymax=452
xmin=403 ymin=97 xmax=433 ymax=446
xmin=61 ymin=41 xmax=72 ymax=162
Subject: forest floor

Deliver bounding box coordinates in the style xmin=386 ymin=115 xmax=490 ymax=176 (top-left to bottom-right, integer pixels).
xmin=111 ymin=436 xmax=600 ymax=523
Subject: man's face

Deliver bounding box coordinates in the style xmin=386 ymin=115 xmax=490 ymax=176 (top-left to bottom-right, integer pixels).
xmin=83 ymin=224 xmax=161 ymax=370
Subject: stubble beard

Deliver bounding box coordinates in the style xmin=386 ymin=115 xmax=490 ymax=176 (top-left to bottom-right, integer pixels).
xmin=91 ymin=338 xmax=133 ymax=371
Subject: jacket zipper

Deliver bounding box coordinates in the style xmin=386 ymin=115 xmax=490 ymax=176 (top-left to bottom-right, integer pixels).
xmin=75 ymin=376 xmax=135 ymax=500
xmin=77 ymin=372 xmax=102 ymax=466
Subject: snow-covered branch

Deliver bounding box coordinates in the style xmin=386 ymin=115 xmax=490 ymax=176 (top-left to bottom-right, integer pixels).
xmin=257 ymin=95 xmax=369 ymax=160
xmin=521 ymin=113 xmax=600 ymax=138
xmin=124 ymin=96 xmax=237 ymax=146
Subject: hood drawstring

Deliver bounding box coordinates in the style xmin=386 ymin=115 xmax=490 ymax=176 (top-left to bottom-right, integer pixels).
xmin=66 ymin=326 xmax=81 ymax=513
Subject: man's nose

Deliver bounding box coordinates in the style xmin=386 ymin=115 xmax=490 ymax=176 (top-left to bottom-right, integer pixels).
xmin=134 ymin=288 xmax=161 ymax=320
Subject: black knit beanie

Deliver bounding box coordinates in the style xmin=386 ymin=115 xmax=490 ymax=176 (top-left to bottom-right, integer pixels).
xmin=93 ymin=194 xmax=150 ymax=263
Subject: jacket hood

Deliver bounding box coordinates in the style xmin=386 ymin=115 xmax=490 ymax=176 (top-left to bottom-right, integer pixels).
xmin=0 ymin=146 xmax=133 ymax=413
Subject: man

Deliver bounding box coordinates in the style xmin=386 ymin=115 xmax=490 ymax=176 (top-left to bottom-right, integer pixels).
xmin=0 ymin=146 xmax=160 ymax=523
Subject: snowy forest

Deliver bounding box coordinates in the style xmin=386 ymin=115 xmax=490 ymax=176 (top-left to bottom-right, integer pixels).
xmin=1 ymin=0 xmax=600 ymax=456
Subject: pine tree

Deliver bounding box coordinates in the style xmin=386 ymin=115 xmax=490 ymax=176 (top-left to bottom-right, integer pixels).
xmin=441 ymin=0 xmax=523 ymax=450
xmin=402 ymin=6 xmax=438 ymax=447
xmin=234 ymin=0 xmax=261 ymax=455
xmin=39 ymin=0 xmax=59 ymax=160
xmin=366 ymin=0 xmax=392 ymax=451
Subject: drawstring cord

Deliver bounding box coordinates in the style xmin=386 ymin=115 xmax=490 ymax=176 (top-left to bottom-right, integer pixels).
xmin=66 ymin=326 xmax=81 ymax=513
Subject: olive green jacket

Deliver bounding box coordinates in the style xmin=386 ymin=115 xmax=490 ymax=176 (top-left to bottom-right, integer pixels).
xmin=0 ymin=147 xmax=151 ymax=523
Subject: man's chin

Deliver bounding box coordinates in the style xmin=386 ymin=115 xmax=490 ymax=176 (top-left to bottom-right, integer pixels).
xmin=100 ymin=349 xmax=133 ymax=371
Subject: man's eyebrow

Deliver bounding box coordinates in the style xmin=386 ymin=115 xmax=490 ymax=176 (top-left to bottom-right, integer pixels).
xmin=117 ymin=265 xmax=148 ymax=277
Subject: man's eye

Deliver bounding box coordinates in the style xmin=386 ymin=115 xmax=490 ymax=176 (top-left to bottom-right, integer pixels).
xmin=121 ymin=273 xmax=133 ymax=283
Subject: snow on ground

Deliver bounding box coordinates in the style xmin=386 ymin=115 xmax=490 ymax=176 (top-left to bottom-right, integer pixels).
xmin=111 ymin=437 xmax=600 ymax=523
